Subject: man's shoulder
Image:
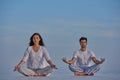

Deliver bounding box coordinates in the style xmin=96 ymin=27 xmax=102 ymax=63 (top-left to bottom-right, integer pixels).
xmin=87 ymin=49 xmax=94 ymax=53
xmin=74 ymin=49 xmax=81 ymax=54
xmin=74 ymin=49 xmax=79 ymax=52
xmin=87 ymin=49 xmax=95 ymax=56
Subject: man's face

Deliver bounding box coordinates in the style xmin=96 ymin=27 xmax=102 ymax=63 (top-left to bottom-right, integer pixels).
xmin=80 ymin=40 xmax=87 ymax=48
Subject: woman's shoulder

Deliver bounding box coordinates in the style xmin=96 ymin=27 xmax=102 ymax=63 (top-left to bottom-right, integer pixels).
xmin=40 ymin=46 xmax=46 ymax=50
xmin=26 ymin=46 xmax=32 ymax=51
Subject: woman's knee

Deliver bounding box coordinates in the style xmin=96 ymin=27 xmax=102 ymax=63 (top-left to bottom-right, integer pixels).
xmin=18 ymin=67 xmax=35 ymax=76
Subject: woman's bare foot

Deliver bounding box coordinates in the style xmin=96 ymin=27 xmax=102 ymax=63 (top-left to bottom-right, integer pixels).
xmin=33 ymin=72 xmax=39 ymax=77
xmin=34 ymin=72 xmax=48 ymax=77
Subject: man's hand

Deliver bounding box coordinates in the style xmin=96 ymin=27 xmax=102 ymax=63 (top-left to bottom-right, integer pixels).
xmin=62 ymin=57 xmax=76 ymax=64
xmin=62 ymin=57 xmax=67 ymax=62
xmin=100 ymin=58 xmax=105 ymax=64
xmin=92 ymin=57 xmax=105 ymax=64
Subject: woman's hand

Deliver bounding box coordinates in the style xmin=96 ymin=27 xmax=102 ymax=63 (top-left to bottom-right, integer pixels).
xmin=51 ymin=64 xmax=58 ymax=69
xmin=14 ymin=65 xmax=20 ymax=71
xmin=47 ymin=60 xmax=58 ymax=69
xmin=14 ymin=60 xmax=25 ymax=71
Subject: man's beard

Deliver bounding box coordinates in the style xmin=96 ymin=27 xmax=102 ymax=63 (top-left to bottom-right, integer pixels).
xmin=81 ymin=45 xmax=86 ymax=48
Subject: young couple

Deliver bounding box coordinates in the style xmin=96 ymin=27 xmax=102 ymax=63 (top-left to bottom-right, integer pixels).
xmin=14 ymin=33 xmax=105 ymax=76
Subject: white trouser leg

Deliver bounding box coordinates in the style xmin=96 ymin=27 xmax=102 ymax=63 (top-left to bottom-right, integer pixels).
xmin=85 ymin=64 xmax=100 ymax=75
xmin=36 ymin=66 xmax=53 ymax=74
xmin=18 ymin=66 xmax=35 ymax=76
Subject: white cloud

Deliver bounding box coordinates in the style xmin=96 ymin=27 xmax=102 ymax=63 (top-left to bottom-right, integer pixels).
xmin=87 ymin=30 xmax=120 ymax=38
xmin=40 ymin=19 xmax=120 ymax=38
xmin=41 ymin=18 xmax=120 ymax=28
xmin=1 ymin=18 xmax=120 ymax=40
xmin=1 ymin=36 xmax=14 ymax=44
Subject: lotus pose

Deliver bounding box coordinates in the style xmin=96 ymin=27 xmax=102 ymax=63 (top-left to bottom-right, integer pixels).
xmin=14 ymin=33 xmax=57 ymax=76
xmin=62 ymin=37 xmax=105 ymax=76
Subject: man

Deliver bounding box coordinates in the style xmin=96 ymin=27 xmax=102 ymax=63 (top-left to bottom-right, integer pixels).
xmin=62 ymin=37 xmax=105 ymax=76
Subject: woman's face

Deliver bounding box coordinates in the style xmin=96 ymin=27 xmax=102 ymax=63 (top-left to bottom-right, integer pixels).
xmin=32 ymin=35 xmax=40 ymax=45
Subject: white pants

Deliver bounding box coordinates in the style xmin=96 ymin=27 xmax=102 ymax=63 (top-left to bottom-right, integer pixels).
xmin=18 ymin=66 xmax=53 ymax=76
xmin=69 ymin=64 xmax=100 ymax=75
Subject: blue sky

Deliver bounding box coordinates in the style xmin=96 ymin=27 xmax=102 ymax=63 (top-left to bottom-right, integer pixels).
xmin=0 ymin=0 xmax=120 ymax=76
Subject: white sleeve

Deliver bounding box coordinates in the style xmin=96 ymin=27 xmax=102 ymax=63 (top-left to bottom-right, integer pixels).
xmin=42 ymin=47 xmax=51 ymax=61
xmin=73 ymin=51 xmax=78 ymax=58
xmin=90 ymin=51 xmax=96 ymax=57
xmin=22 ymin=47 xmax=30 ymax=62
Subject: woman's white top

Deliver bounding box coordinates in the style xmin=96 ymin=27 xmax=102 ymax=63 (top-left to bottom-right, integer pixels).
xmin=22 ymin=46 xmax=51 ymax=69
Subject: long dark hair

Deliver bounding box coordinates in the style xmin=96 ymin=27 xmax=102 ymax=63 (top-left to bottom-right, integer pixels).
xmin=29 ymin=33 xmax=45 ymax=46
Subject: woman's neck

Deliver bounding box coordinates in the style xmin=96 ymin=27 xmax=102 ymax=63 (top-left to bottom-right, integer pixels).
xmin=33 ymin=44 xmax=40 ymax=47
xmin=32 ymin=44 xmax=40 ymax=52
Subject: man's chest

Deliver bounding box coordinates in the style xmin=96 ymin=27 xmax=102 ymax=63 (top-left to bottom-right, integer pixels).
xmin=77 ymin=52 xmax=91 ymax=61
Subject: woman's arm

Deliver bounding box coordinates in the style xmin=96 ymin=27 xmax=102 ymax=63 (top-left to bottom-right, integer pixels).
xmin=14 ymin=60 xmax=25 ymax=71
xmin=62 ymin=57 xmax=76 ymax=64
xmin=47 ymin=60 xmax=58 ymax=69
xmin=43 ymin=47 xmax=57 ymax=69
xmin=14 ymin=47 xmax=30 ymax=71
xmin=92 ymin=57 xmax=105 ymax=65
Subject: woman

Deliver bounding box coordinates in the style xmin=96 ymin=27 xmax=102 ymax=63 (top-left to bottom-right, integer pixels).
xmin=14 ymin=33 xmax=57 ymax=76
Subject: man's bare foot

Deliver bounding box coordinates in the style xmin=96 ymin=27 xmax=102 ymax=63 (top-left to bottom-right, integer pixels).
xmin=87 ymin=73 xmax=94 ymax=76
xmin=74 ymin=72 xmax=87 ymax=76
xmin=39 ymin=73 xmax=48 ymax=76
xmin=90 ymin=73 xmax=94 ymax=76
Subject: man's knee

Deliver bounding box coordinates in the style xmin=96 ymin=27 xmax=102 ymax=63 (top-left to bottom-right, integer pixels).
xmin=69 ymin=64 xmax=76 ymax=72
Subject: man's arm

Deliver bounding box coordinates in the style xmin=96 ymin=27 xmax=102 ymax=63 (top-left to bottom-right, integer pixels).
xmin=62 ymin=57 xmax=76 ymax=64
xmin=92 ymin=57 xmax=105 ymax=65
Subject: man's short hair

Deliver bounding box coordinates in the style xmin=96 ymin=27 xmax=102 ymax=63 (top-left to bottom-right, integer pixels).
xmin=79 ymin=37 xmax=87 ymax=42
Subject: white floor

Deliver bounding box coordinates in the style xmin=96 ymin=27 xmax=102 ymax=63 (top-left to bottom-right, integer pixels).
xmin=1 ymin=74 xmax=120 ymax=80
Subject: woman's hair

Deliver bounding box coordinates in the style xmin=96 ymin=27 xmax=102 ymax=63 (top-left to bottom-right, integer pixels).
xmin=29 ymin=33 xmax=45 ymax=46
